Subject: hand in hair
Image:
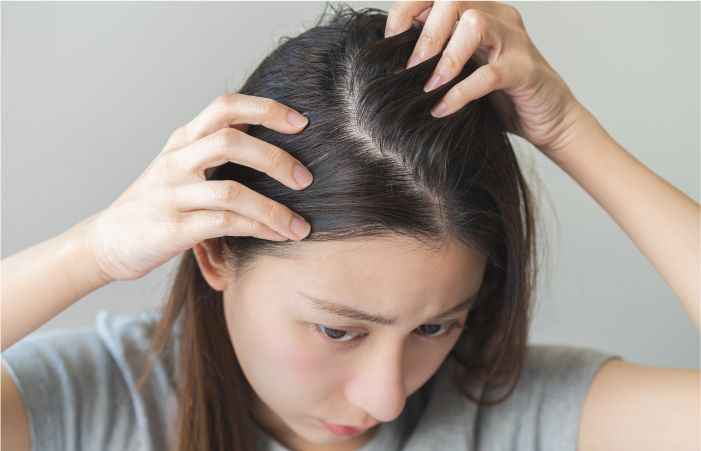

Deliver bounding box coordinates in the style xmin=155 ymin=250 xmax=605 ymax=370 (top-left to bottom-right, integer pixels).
xmin=82 ymin=93 xmax=314 ymax=282
xmin=385 ymin=1 xmax=587 ymax=156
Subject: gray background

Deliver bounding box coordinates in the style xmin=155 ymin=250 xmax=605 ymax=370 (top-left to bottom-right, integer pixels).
xmin=2 ymin=1 xmax=699 ymax=369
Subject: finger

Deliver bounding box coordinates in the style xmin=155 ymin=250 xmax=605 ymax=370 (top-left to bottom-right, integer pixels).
xmin=454 ymin=1 xmax=505 ymax=17
xmin=183 ymin=210 xmax=292 ymax=242
xmin=415 ymin=5 xmax=432 ymax=24
xmin=430 ymin=62 xmax=507 ymax=118
xmin=171 ymin=127 xmax=313 ymax=191
xmin=385 ymin=1 xmax=433 ymax=37
xmin=423 ymin=9 xmax=504 ymax=92
xmin=164 ymin=92 xmax=309 ymax=152
xmin=173 ymin=180 xmax=310 ymax=241
xmin=406 ymin=1 xmax=461 ymax=69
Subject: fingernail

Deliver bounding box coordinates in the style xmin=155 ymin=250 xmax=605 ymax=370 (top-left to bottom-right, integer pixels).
xmin=431 ymin=100 xmax=449 ymax=118
xmin=293 ymin=163 xmax=313 ymax=188
xmin=423 ymin=73 xmax=442 ymax=92
xmin=291 ymin=215 xmax=310 ymax=240
xmin=288 ymin=110 xmax=309 ymax=127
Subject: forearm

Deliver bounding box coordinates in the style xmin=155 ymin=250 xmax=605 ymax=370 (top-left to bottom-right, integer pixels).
xmin=542 ymin=104 xmax=700 ymax=332
xmin=1 ymin=213 xmax=112 ymax=351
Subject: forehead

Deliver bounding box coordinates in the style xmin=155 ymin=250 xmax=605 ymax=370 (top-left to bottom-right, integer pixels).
xmin=249 ymin=235 xmax=487 ymax=307
xmin=294 ymin=235 xmax=482 ymax=270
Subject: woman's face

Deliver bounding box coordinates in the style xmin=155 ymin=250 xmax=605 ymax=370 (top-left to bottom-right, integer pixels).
xmin=195 ymin=235 xmax=487 ymax=451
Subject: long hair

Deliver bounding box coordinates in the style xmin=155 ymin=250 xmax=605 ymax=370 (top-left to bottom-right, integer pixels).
xmin=130 ymin=3 xmax=539 ymax=450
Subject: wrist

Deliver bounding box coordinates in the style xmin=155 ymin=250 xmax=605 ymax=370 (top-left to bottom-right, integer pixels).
xmin=58 ymin=213 xmax=116 ymax=288
xmin=1 ymin=213 xmax=113 ymax=350
xmin=537 ymin=101 xmax=608 ymax=164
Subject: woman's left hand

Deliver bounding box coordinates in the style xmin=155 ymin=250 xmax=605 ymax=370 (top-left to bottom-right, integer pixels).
xmin=385 ymin=1 xmax=588 ymax=157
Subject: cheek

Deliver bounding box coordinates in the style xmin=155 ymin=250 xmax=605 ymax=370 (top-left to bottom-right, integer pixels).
xmin=227 ymin=309 xmax=339 ymax=407
xmin=268 ymin=327 xmax=337 ymax=386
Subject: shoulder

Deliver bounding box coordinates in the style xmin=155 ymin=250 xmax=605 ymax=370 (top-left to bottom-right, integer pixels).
xmin=436 ymin=343 xmax=621 ymax=404
xmin=3 ymin=307 xmax=169 ymax=370
xmin=93 ymin=308 xmax=178 ymax=388
xmin=399 ymin=344 xmax=621 ymax=451
xmin=96 ymin=308 xmax=179 ymax=392
xmin=519 ymin=343 xmax=622 ymax=392
xmin=1 ymin=308 xmax=177 ymax=451
xmin=482 ymin=344 xmax=622 ymax=450
xmin=478 ymin=344 xmax=622 ymax=418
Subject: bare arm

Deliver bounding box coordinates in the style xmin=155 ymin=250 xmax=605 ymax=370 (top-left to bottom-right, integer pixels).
xmin=0 ymin=212 xmax=112 ymax=451
xmin=542 ymin=104 xmax=700 ymax=332
xmin=1 ymin=213 xmax=113 ymax=351
xmin=1 ymin=364 xmax=31 ymax=451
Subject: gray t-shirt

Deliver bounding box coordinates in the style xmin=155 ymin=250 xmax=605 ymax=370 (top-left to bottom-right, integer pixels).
xmin=2 ymin=309 xmax=621 ymax=451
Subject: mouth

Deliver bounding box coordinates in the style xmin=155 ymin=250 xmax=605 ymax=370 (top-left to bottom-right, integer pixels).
xmin=318 ymin=419 xmax=369 ymax=437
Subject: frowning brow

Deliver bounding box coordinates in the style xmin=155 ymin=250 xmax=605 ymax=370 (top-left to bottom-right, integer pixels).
xmin=297 ymin=291 xmax=476 ymax=326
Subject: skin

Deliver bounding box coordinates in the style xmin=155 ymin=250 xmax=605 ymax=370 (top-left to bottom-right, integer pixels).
xmin=194 ymin=234 xmax=487 ymax=451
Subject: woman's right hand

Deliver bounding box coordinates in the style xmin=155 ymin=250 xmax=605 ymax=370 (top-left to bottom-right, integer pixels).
xmin=83 ymin=93 xmax=314 ymax=282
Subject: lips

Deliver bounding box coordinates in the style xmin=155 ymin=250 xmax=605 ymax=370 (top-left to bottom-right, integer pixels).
xmin=319 ymin=419 xmax=368 ymax=436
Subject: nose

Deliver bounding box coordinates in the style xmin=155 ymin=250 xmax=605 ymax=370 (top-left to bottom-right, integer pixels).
xmin=344 ymin=340 xmax=407 ymax=423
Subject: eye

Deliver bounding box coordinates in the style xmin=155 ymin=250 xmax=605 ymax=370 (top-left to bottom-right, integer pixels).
xmin=310 ymin=321 xmax=466 ymax=348
xmin=416 ymin=323 xmax=458 ymax=337
xmin=312 ymin=325 xmax=362 ymax=343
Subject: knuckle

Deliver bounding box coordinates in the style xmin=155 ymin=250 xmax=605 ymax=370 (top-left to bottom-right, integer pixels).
xmin=206 ymin=211 xmax=226 ymax=228
xmin=250 ymin=220 xmax=268 ymax=235
xmin=388 ymin=2 xmax=405 ymax=17
xmin=266 ymin=146 xmax=285 ymax=168
xmin=157 ymin=150 xmax=180 ymax=174
xmin=461 ymin=9 xmax=485 ymax=30
xmin=210 ymin=131 xmax=229 ymax=152
xmin=481 ymin=64 xmax=501 ymax=86
xmin=505 ymin=5 xmax=523 ymax=23
xmin=418 ymin=28 xmax=438 ymax=50
xmin=169 ymin=126 xmax=184 ymax=142
xmin=439 ymin=48 xmax=460 ymax=72
xmin=264 ymin=201 xmax=283 ymax=223
xmin=214 ymin=91 xmax=237 ymax=110
xmin=216 ymin=181 xmax=242 ymax=203
xmin=259 ymin=97 xmax=276 ymax=116
xmin=213 ymin=127 xmax=240 ymax=149
xmin=450 ymin=82 xmax=468 ymax=101
xmin=387 ymin=2 xmax=408 ymax=27
xmin=162 ymin=212 xmax=184 ymax=236
xmin=227 ymin=212 xmax=248 ymax=231
xmin=210 ymin=128 xmax=228 ymax=148
xmin=210 ymin=210 xmax=230 ymax=228
xmin=167 ymin=126 xmax=190 ymax=150
xmin=239 ymin=214 xmax=258 ymax=233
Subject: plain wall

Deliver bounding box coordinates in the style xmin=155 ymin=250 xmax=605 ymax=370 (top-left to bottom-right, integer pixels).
xmin=2 ymin=1 xmax=699 ymax=369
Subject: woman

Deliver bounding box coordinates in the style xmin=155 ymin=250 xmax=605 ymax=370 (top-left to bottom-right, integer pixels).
xmin=2 ymin=2 xmax=698 ymax=451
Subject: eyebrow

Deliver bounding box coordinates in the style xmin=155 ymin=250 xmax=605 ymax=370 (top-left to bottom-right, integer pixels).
xmin=297 ymin=291 xmax=476 ymax=326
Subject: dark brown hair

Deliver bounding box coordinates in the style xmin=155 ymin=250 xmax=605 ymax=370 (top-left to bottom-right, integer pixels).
xmin=131 ymin=3 xmax=539 ymax=450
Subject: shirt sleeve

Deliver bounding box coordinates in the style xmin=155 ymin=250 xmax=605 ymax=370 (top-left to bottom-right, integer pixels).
xmin=0 ymin=309 xmax=174 ymax=451
xmin=475 ymin=344 xmax=623 ymax=451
